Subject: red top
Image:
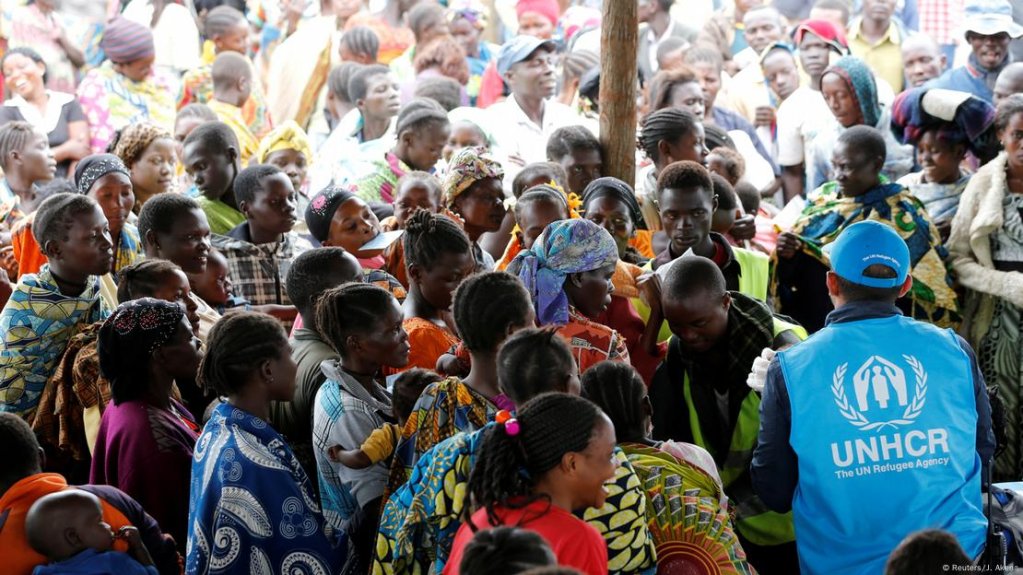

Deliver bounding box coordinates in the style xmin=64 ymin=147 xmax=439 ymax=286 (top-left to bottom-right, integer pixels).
xmin=444 ymin=498 xmax=608 ymax=575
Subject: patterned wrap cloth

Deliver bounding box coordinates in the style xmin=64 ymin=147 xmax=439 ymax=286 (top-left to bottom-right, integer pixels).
xmin=443 ymin=146 xmax=504 ymax=207
xmin=770 ymin=179 xmax=961 ymax=328
xmin=0 ymin=266 xmax=110 ymax=420
xmin=187 ymin=402 xmax=344 ymax=573
xmin=74 ymin=154 xmax=130 ymax=194
xmin=374 ymin=425 xmax=656 ymax=574
xmin=511 ymin=219 xmax=619 ymax=326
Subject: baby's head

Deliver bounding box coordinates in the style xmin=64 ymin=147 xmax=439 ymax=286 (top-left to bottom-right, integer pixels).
xmin=26 ymin=490 xmax=114 ymax=562
xmin=189 ymin=249 xmax=233 ymax=307
xmin=391 ymin=368 xmax=441 ymax=427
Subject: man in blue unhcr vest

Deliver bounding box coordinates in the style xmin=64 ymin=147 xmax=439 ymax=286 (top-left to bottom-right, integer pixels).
xmin=750 ymin=220 xmax=996 ymax=574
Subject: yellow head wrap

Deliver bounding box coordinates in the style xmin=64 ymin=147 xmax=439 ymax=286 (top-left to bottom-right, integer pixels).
xmin=256 ymin=120 xmax=313 ymax=165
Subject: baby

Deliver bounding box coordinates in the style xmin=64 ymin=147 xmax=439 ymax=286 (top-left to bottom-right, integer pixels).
xmin=26 ymin=490 xmax=156 ymax=575
xmin=188 ymin=249 xmax=246 ymax=314
xmin=328 ymin=368 xmax=439 ymax=469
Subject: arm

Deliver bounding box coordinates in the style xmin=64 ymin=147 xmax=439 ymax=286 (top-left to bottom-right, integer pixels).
xmin=52 ymin=120 xmax=91 ymax=164
xmin=55 ymin=26 xmax=86 ymax=68
xmin=780 ymin=165 xmax=805 ymax=203
xmin=750 ymin=357 xmax=798 ymax=513
xmin=328 ymin=423 xmax=398 ymax=470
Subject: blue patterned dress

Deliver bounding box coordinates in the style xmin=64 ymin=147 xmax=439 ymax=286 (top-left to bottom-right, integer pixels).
xmin=187 ymin=402 xmax=345 ymax=574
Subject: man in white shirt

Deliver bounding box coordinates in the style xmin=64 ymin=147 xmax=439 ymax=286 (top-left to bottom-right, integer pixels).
xmin=487 ymin=35 xmax=586 ymax=177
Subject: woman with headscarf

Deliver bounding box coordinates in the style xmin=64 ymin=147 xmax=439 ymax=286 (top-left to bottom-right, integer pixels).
xmin=444 ymin=147 xmax=507 ymax=271
xmin=893 ymin=88 xmax=997 ymax=242
xmin=76 ymin=18 xmax=176 ymax=153
xmin=256 ymin=120 xmax=314 ymax=216
xmin=507 ymin=218 xmax=630 ymax=373
xmin=12 ymin=155 xmax=143 ymax=304
xmin=810 ymin=55 xmax=914 ymax=196
xmin=89 ymin=298 xmax=201 ymax=553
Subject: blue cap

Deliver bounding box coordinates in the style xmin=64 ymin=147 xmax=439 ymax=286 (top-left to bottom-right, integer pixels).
xmin=828 ymin=221 xmax=910 ymax=288
xmin=497 ymin=35 xmax=556 ymax=76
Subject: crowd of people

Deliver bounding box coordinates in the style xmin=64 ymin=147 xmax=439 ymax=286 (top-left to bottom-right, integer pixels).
xmin=0 ymin=0 xmax=1019 ymax=573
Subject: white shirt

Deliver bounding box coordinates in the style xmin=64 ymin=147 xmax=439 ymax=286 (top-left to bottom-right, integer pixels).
xmin=776 ymin=86 xmax=833 ymax=191
xmin=646 ymin=17 xmax=681 ymax=74
xmin=486 ymin=94 xmax=586 ymax=166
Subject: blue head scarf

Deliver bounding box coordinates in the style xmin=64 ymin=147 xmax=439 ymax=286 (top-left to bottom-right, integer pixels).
xmin=823 ymin=56 xmax=881 ymax=128
xmin=511 ymin=219 xmax=618 ymax=326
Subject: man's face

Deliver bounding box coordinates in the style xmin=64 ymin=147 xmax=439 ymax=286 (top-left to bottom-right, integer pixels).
xmin=968 ymin=32 xmax=1011 ymax=70
xmin=690 ymin=61 xmax=721 ymax=110
xmin=743 ymin=10 xmax=783 ymax=54
xmin=863 ymin=0 xmax=896 ymax=22
xmin=902 ymin=43 xmax=945 ymax=87
xmin=799 ymin=32 xmax=832 ymax=80
xmin=662 ymin=290 xmax=731 ymax=354
xmin=830 ymin=140 xmax=881 ymax=197
xmin=762 ymin=50 xmax=800 ymax=101
xmin=505 ymin=47 xmax=557 ymax=100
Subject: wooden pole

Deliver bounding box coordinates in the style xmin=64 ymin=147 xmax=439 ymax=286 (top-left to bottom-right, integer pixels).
xmin=599 ymin=1 xmax=638 ymax=187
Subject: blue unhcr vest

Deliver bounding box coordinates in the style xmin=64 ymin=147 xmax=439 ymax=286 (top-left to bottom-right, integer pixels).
xmin=778 ymin=314 xmax=987 ymax=575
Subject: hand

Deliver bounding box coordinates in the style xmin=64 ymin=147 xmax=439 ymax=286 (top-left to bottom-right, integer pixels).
xmin=776 ymin=232 xmax=802 ymax=259
xmin=729 ymin=214 xmax=756 ymax=241
xmin=115 ymin=526 xmax=143 ymax=547
xmin=746 ymin=347 xmax=776 ymax=393
xmin=754 ymin=106 xmax=776 ymax=128
xmin=637 ymin=272 xmax=662 ymax=315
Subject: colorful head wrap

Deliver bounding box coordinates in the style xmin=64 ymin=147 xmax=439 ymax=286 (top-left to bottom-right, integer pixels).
xmin=101 ymin=17 xmax=156 ymax=64
xmin=511 ymin=218 xmax=618 ymax=326
xmin=581 ymin=177 xmax=647 ymax=230
xmin=447 ymin=0 xmax=488 ymax=29
xmin=98 ymin=298 xmax=186 ymax=382
xmin=74 ymin=154 xmax=131 ymax=195
xmin=443 ymin=146 xmax=505 ymax=207
xmin=793 ymin=19 xmax=849 ymax=53
xmin=256 ymin=121 xmax=313 ymax=165
xmin=516 ymin=0 xmax=560 ymax=27
xmin=822 ymin=56 xmax=881 ymax=128
xmin=891 ymin=87 xmax=998 ymax=158
xmin=305 ymin=184 xmax=358 ymax=243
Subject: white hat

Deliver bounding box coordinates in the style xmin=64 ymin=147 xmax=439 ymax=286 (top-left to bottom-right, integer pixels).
xmin=963 ymin=0 xmax=1023 ymax=39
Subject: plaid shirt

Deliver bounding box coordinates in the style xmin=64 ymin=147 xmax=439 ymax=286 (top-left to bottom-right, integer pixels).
xmin=919 ymin=0 xmax=963 ymax=45
xmin=211 ymin=223 xmax=312 ymax=306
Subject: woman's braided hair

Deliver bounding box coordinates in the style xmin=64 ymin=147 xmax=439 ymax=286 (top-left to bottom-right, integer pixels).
xmin=465 ymin=392 xmax=602 ymax=527
xmin=453 ymin=272 xmax=533 ymax=354
xmin=637 ymin=108 xmax=700 ymax=163
xmin=580 ymin=361 xmax=648 ymax=444
xmin=198 ymin=311 xmax=288 ymax=395
xmin=315 ymin=283 xmax=396 ymax=358
xmin=116 ymin=259 xmax=182 ymax=304
xmin=497 ymin=327 xmax=576 ymax=405
xmin=403 ymin=208 xmax=470 ymax=271
xmin=111 ymin=122 xmax=173 ymax=168
xmin=0 ymin=121 xmax=36 ymax=171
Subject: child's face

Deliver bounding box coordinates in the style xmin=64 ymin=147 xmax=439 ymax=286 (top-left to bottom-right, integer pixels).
xmin=393 ymin=182 xmax=441 ymax=228
xmin=242 ymin=173 xmax=298 ymax=237
xmin=130 ymin=137 xmax=176 ymax=199
xmin=264 ymin=148 xmax=309 ymax=192
xmin=567 ymin=415 xmax=618 ymax=510
xmin=706 ymin=154 xmax=729 ymax=181
xmin=558 ymin=148 xmax=603 ymax=196
xmin=453 ymin=177 xmax=506 ymax=236
xmin=404 ymin=122 xmax=450 ymax=172
xmin=583 ymin=196 xmax=635 ymax=258
xmin=658 ymin=186 xmax=715 ymax=256
xmin=917 ymin=130 xmax=965 ymax=185
xmin=215 ymin=19 xmax=251 ymax=55
xmin=18 ymin=131 xmax=56 ymax=183
xmin=183 ymin=140 xmax=237 ymax=201
xmin=87 ymin=172 xmax=135 ymax=238
xmin=191 ymin=252 xmax=233 ymax=307
xmin=151 ymin=269 xmax=202 ymax=335
xmin=151 ymin=208 xmax=212 ymax=275
xmin=443 ymin=122 xmax=487 ymax=162
xmin=662 ymin=289 xmax=731 ymax=354
xmin=411 ymin=249 xmax=475 ymax=311
xmin=516 ymin=200 xmax=568 ymax=251
xmin=74 ymin=498 xmax=114 ymax=553
xmin=325 ymin=196 xmax=382 ymax=257
xmin=50 ymin=204 xmax=114 ymax=280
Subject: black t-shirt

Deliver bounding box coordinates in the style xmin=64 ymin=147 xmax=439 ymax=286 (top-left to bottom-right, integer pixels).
xmin=0 ymin=92 xmax=85 ymax=179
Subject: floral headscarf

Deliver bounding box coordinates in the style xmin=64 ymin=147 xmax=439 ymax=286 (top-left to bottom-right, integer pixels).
xmin=510 ymin=218 xmax=618 ymax=326
xmin=823 ymin=56 xmax=881 ymax=128
xmin=256 ymin=120 xmax=313 ymax=165
xmin=443 ymin=146 xmax=504 ymax=207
